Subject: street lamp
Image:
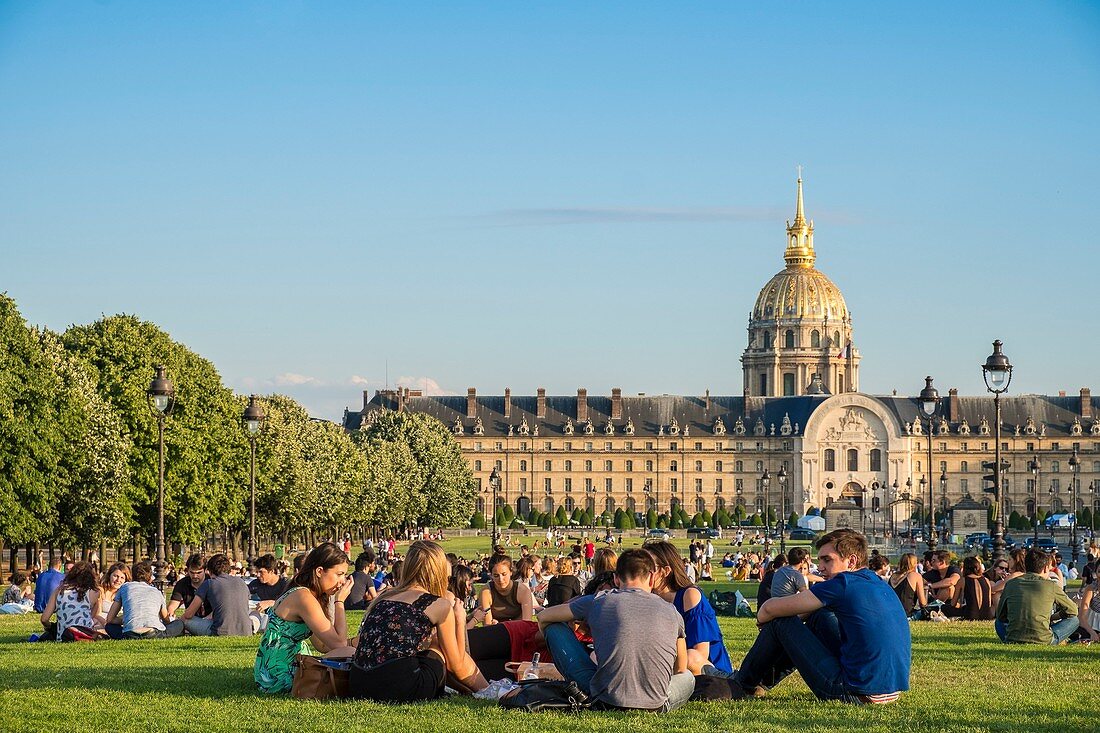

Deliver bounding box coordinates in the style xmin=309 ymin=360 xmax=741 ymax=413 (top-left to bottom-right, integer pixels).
xmin=761 ymin=468 xmax=771 ymax=558
xmin=146 ymin=365 xmax=175 ymax=584
xmin=871 ymin=481 xmax=881 ymax=541
xmin=981 ymin=339 xmax=1013 ymax=562
xmin=489 ymin=467 xmax=502 ymax=550
xmin=939 ymin=469 xmax=948 ymax=543
xmin=917 ymin=376 xmax=940 ymax=552
xmin=643 ymin=479 xmax=653 ymax=528
xmin=1069 ymin=447 xmax=1081 ymax=563
xmin=777 ymin=466 xmax=788 ymax=554
xmin=1027 ymin=455 xmax=1041 ymax=543
xmin=243 ymin=395 xmax=266 ymax=560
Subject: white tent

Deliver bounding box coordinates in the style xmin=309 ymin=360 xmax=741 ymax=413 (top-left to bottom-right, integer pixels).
xmin=1044 ymin=513 xmax=1074 ymax=528
xmin=798 ymin=515 xmax=826 ymax=531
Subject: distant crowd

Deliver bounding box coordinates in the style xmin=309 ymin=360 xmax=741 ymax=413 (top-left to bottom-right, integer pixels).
xmin=3 ymin=528 xmax=1097 ymax=711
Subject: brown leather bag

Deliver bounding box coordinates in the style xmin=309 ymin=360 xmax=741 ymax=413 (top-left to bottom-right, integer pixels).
xmin=291 ymin=655 xmax=351 ymax=700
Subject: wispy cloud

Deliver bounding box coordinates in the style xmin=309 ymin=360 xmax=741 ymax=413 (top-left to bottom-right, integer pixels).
xmin=394 ymin=376 xmax=453 ymax=396
xmin=349 ymin=375 xmax=370 ymax=386
xmin=274 ymin=372 xmax=320 ymax=386
xmin=467 ymin=205 xmax=861 ymax=228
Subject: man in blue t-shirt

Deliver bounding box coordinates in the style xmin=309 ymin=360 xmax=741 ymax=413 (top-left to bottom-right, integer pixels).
xmin=729 ymin=529 xmax=911 ymax=703
xmin=33 ymin=558 xmax=64 ymax=614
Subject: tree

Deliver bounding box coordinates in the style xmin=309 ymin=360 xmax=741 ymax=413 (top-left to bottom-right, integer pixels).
xmin=767 ymin=507 xmax=777 ymax=525
xmin=750 ymin=513 xmax=763 ymax=527
xmin=1079 ymin=506 xmax=1093 ymax=530
xmin=645 ymin=509 xmax=658 ymax=529
xmin=1008 ymin=510 xmax=1023 ymax=530
xmin=788 ymin=511 xmax=799 ymax=529
xmin=62 ymin=314 xmax=245 ymax=546
xmin=733 ymin=504 xmax=746 ymax=522
xmin=356 ymin=410 xmax=476 ymax=528
xmin=469 ymin=512 xmax=486 ymax=529
xmin=554 ymin=506 xmax=568 ymax=526
xmin=691 ymin=513 xmax=705 ymax=528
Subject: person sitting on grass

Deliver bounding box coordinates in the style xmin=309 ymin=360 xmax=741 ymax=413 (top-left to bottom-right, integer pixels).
xmin=537 ymin=548 xmax=695 ymax=712
xmin=922 ymin=550 xmax=961 ymax=605
xmin=477 ymin=554 xmax=534 ymax=624
xmin=646 ymin=540 xmax=733 ymax=675
xmin=345 ymin=550 xmax=378 ymax=611
xmin=590 ymin=547 xmax=618 ymax=577
xmin=98 ymin=563 xmax=130 ymax=619
xmin=889 ymin=553 xmax=928 ymax=619
xmin=248 ymin=553 xmax=288 ymax=632
xmin=183 ymin=553 xmax=255 ymax=636
xmin=991 ymin=548 xmax=1026 ymax=607
xmin=1076 ymin=569 xmax=1100 ymax=643
xmin=772 ymin=547 xmax=824 ymax=599
xmin=944 ymin=556 xmax=994 ymax=620
xmin=254 ymin=543 xmax=356 ymax=694
xmin=756 ymin=554 xmax=787 ymax=608
xmin=350 ymin=540 xmax=487 ymax=701
xmin=166 ymin=554 xmax=209 ymax=619
xmin=104 ymin=561 xmax=184 ymax=639
xmin=40 ymin=561 xmax=104 ymax=642
xmin=33 ymin=557 xmax=64 ymax=614
xmin=995 ymin=548 xmax=1078 ymax=645
xmin=545 ymin=555 xmax=583 ymax=608
xmin=2 ymin=571 xmax=34 ymax=612
xmin=869 ymin=555 xmax=891 ymax=580
xmin=725 ymin=529 xmax=910 ymax=704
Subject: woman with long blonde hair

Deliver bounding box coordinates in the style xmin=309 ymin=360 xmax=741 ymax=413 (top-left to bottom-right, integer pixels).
xmin=889 ymin=552 xmax=928 ymax=618
xmin=350 ymin=540 xmax=487 ymax=701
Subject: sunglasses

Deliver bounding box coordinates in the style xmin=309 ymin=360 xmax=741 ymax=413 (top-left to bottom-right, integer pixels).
xmin=995 ymin=565 xmax=1009 ymax=570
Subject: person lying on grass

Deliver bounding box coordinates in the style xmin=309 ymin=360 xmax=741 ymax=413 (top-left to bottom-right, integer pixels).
xmin=724 ymin=529 xmax=910 ymax=704
xmin=254 ymin=543 xmax=356 ymax=694
xmin=537 ymin=548 xmax=695 ymax=712
xmin=349 ymin=540 xmax=488 ymax=702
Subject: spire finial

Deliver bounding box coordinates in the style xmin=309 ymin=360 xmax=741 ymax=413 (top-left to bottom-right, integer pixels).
xmin=794 ymin=166 xmax=805 ymax=225
xmin=784 ymin=170 xmax=815 ymax=268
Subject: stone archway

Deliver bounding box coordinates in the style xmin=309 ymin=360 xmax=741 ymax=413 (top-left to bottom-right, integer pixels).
xmin=842 ymin=481 xmax=864 ymax=507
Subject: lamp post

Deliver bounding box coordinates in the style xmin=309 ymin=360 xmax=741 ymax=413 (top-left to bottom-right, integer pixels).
xmin=939 ymin=469 xmax=948 ymax=544
xmin=146 ymin=365 xmax=175 ymax=584
xmin=1028 ymin=455 xmax=1041 ymax=543
xmin=1069 ymin=447 xmax=1081 ymax=563
xmin=872 ymin=481 xmax=881 ymax=542
xmin=861 ymin=485 xmax=868 ymax=536
xmin=981 ymin=339 xmax=1013 ymax=563
xmin=643 ymin=479 xmax=653 ymax=528
xmin=906 ymin=477 xmax=914 ymax=538
xmin=489 ymin=467 xmax=502 ymax=550
xmin=243 ymin=395 xmax=266 ymax=560
xmin=777 ymin=466 xmax=788 ymax=555
xmin=761 ymin=468 xmax=771 ymax=558
xmin=891 ymin=478 xmax=899 ymax=539
xmin=917 ymin=376 xmax=940 ymax=552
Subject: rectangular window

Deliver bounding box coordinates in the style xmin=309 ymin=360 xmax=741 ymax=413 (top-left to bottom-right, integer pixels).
xmin=584 ymin=460 xmax=592 ymax=472
xmin=646 ymin=460 xmax=654 ymax=472
xmin=695 ymin=461 xmax=703 ymax=472
xmin=961 ymin=442 xmax=968 ymax=452
xmin=476 ymin=477 xmax=483 ymax=491
xmin=715 ymin=478 xmax=723 ymax=493
xmin=669 ymin=442 xmax=678 ymax=450
xmin=694 ymin=442 xmax=703 ymax=450
xmin=604 ymin=442 xmax=612 ymax=451
xmin=565 ymin=478 xmax=572 ymax=493
xmin=1026 ymin=442 xmax=1034 ymax=452
xmin=585 ymin=478 xmax=593 ymax=493
xmin=695 ymin=478 xmax=703 ymax=492
xmin=646 ymin=442 xmax=654 ymax=450
xmin=626 ymin=460 xmax=634 ymax=472
xmin=981 ymin=442 xmax=989 ymax=451
xmin=544 ymin=478 xmax=551 ymax=494
xmin=545 ymin=441 xmax=553 ymax=450
xmin=1052 ymin=478 xmax=1060 ymax=492
xmin=495 ymin=442 xmax=503 ymax=450
xmin=939 ymin=461 xmax=947 ymax=473
xmin=961 ymin=478 xmax=968 ymax=493
xmin=605 ymin=460 xmax=612 ymax=471
xmin=564 ymin=442 xmax=573 ymax=450
xmin=495 ymin=460 xmax=503 ymax=470
xmin=716 ymin=460 xmax=723 ymax=472
xmin=626 ymin=478 xmax=633 ymax=493
xmin=670 ymin=478 xmax=678 ymax=493
xmin=1001 ymin=442 xmax=1009 ymax=451
xmin=585 ymin=442 xmax=593 ymax=451
xmin=939 ymin=442 xmax=947 ymax=452
xmin=756 ymin=442 xmax=764 ymax=451
xmin=474 ymin=442 xmax=483 ymax=451
xmin=565 ymin=460 xmax=572 ymax=471
xmin=735 ymin=442 xmax=744 ymax=451
xmin=519 ymin=478 xmax=527 ymax=491
xmin=605 ymin=478 xmax=612 ymax=492
xmin=519 ymin=442 xmax=527 ymax=450
xmin=783 ymin=440 xmax=792 ymax=451
xmin=759 ymin=373 xmax=767 ymax=394
xmin=625 ymin=441 xmax=633 ymax=450
xmin=544 ymin=460 xmax=552 ymax=471
xmin=1052 ymin=442 xmax=1060 ymax=451
xmin=735 ymin=460 xmax=744 ymax=472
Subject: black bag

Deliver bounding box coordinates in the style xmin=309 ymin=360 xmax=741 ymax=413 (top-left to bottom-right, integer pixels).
xmin=499 ymin=679 xmax=592 ymax=713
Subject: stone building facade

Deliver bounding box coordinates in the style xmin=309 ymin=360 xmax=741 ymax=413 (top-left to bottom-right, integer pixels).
xmin=344 ymin=179 xmax=1100 ymax=527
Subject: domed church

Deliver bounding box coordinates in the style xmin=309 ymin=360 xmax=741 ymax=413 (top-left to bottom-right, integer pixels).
xmin=347 ymin=177 xmax=1099 ymax=533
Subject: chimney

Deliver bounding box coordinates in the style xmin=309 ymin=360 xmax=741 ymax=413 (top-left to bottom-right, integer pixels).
xmin=705 ymin=388 xmax=711 ymax=412
xmin=947 ymin=388 xmax=959 ymax=423
xmin=396 ymin=388 xmax=407 ymax=412
xmin=466 ymin=387 xmax=477 ymax=419
xmin=363 ymin=390 xmax=371 ymax=410
xmin=537 ymin=388 xmax=547 ymax=419
xmin=611 ymin=388 xmax=622 ymax=420
xmin=1082 ymin=388 xmax=1093 ymax=419
xmin=504 ymin=388 xmax=511 ymax=419
xmin=1059 ymin=390 xmax=1066 ymax=398
xmin=577 ymin=388 xmax=588 ymax=423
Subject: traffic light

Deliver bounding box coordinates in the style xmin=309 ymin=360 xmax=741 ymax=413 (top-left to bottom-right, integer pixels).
xmin=981 ymin=460 xmax=1011 ymax=494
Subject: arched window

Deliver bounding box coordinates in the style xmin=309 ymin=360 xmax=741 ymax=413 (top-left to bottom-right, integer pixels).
xmin=715 ymin=497 xmax=725 ymax=511
xmin=1026 ymin=499 xmax=1035 ymax=517
xmin=516 ymin=496 xmax=530 ymax=517
xmin=763 ymin=332 xmax=773 ymax=349
xmin=544 ymin=498 xmax=554 ymax=513
xmin=847 ymin=449 xmax=859 ymax=472
xmin=833 ymin=331 xmax=841 ymax=348
xmin=605 ymin=497 xmax=615 ymax=513
xmin=811 ymin=330 xmax=821 ymax=348
xmin=626 ymin=497 xmax=636 ymax=513
xmin=696 ymin=497 xmax=706 ymax=512
xmin=565 ymin=497 xmax=575 ymax=512
xmin=824 ymin=449 xmax=836 ymax=472
xmin=870 ymin=449 xmax=882 ymax=472
xmin=784 ymin=330 xmax=795 ymax=348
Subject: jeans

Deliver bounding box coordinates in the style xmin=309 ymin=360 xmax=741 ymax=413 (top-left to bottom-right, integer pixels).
xmin=996 ymin=617 xmax=1080 ymax=644
xmin=543 ymin=623 xmax=694 ymax=711
xmin=107 ymin=619 xmax=184 ymax=639
xmin=734 ymin=612 xmax=858 ymax=702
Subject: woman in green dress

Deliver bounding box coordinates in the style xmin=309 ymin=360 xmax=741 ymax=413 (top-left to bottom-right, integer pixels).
xmin=254 ymin=543 xmax=356 ymax=694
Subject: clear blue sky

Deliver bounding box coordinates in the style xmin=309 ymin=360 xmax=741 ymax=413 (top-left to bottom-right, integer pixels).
xmin=3 ymin=2 xmax=1098 ymax=419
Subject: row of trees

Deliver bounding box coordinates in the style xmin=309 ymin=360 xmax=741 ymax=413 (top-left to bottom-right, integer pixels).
xmin=0 ymin=295 xmax=475 ymax=569
xmin=472 ymin=504 xmax=803 ymax=531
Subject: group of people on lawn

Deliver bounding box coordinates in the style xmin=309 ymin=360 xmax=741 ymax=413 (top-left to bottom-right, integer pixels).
xmin=26 ymin=528 xmax=1095 ymax=710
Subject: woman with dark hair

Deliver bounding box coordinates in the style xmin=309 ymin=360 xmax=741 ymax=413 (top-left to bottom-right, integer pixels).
xmin=645 ymin=540 xmax=732 ymax=674
xmin=889 ymin=553 xmax=928 ymax=619
xmin=254 ymin=543 xmax=355 ymax=694
xmin=40 ymin=561 xmax=103 ymax=641
xmin=991 ymin=548 xmax=1027 ymax=607
xmin=476 ymin=555 xmax=533 ymax=624
xmin=350 ymin=540 xmax=487 ymax=701
xmin=448 ymin=565 xmax=479 ymax=629
xmin=944 ymin=556 xmax=994 ymax=620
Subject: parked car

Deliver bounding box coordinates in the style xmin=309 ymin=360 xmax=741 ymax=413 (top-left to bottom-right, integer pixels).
xmin=1023 ymin=536 xmax=1058 ymax=551
xmin=646 ymin=528 xmax=671 ymax=540
xmin=686 ymin=527 xmax=721 ymax=539
xmin=980 ymin=535 xmax=1019 ymax=553
xmin=788 ymin=528 xmax=818 ymax=541
xmin=964 ymin=532 xmax=991 ymax=550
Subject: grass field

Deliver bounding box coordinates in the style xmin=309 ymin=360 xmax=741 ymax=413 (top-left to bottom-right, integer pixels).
xmin=1 ymin=610 xmax=1095 ymax=733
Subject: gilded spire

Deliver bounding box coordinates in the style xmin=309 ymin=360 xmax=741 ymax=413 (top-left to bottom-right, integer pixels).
xmin=784 ymin=171 xmax=815 ymax=268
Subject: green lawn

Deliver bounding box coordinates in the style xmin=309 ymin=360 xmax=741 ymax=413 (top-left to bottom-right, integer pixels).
xmin=0 ymin=612 xmax=1094 ymax=733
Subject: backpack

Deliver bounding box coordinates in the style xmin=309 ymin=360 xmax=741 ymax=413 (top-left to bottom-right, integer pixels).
xmin=499 ymin=679 xmax=592 ymax=713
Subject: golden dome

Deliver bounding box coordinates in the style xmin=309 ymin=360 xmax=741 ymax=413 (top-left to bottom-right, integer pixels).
xmin=751 ymin=175 xmax=849 ymax=323
xmin=752 ymin=266 xmax=849 ymax=322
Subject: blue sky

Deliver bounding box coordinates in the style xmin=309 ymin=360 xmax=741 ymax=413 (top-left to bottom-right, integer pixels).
xmin=3 ymin=2 xmax=1099 ymax=419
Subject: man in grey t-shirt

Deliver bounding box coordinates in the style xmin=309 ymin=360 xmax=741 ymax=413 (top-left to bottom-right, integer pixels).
xmin=772 ymin=547 xmax=818 ymax=598
xmin=183 ymin=554 xmax=256 ymax=636
xmin=538 ymin=549 xmax=695 ymax=711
